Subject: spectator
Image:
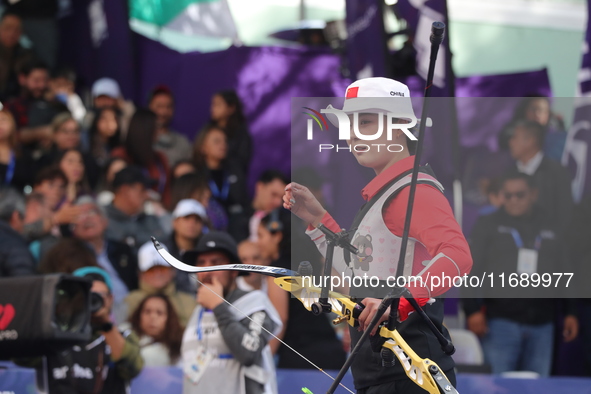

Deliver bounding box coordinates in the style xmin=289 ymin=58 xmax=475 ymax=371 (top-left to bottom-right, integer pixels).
xmin=5 ymin=59 xmax=67 ymax=150
xmin=89 ymin=107 xmax=122 ymax=168
xmin=3 ymin=0 xmax=59 ymax=69
xmin=231 ymin=169 xmax=289 ymax=242
xmin=71 ymin=196 xmax=139 ymax=324
xmin=478 ymin=177 xmax=504 ymax=216
xmin=39 ymin=266 xmax=143 ymax=393
xmin=193 ymin=124 xmax=249 ymax=225
xmin=148 ymin=85 xmax=191 ymax=166
xmin=170 ymin=172 xmax=228 ymax=231
xmin=463 ymin=172 xmax=578 ymax=376
xmin=125 ymin=242 xmax=196 ymax=327
xmin=0 ymin=12 xmax=33 ymax=100
xmin=38 ymin=236 xmax=99 ymax=274
xmin=83 ymin=77 xmax=135 ymax=137
xmin=500 ymin=95 xmax=566 ymax=161
xmin=507 ymin=119 xmax=573 ymax=233
xmin=103 ymin=165 xmax=166 ymax=249
xmin=0 ymin=107 xmax=33 ymax=190
xmin=163 ymin=198 xmax=208 ymax=294
xmin=207 ymin=89 xmax=252 ymax=171
xmin=0 ymin=186 xmax=35 ymax=276
xmin=181 ymin=231 xmax=281 ymax=394
xmin=54 ymin=148 xmax=92 ymax=203
xmin=111 ymin=108 xmax=171 ymax=207
xmin=47 ymin=67 xmax=86 ymax=123
xmin=127 ymin=294 xmax=184 ymax=367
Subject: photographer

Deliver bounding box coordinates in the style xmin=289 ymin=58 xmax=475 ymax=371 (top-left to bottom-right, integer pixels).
xmin=42 ymin=267 xmax=144 ymax=393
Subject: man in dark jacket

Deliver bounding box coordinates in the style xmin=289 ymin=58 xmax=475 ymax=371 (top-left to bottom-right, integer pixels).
xmin=464 ymin=172 xmax=578 ymax=376
xmin=0 ymin=186 xmax=35 ymax=276
xmin=508 ymin=119 xmax=573 ymax=233
xmin=104 ymin=166 xmax=167 ymax=250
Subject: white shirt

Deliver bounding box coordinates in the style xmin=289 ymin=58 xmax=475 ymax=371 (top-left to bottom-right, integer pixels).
xmin=517 ymin=151 xmax=544 ymax=175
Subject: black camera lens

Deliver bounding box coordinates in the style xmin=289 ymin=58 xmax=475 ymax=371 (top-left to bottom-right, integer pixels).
xmin=89 ymin=292 xmax=104 ymax=314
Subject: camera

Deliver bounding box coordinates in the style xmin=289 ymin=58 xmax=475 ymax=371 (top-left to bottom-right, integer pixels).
xmin=89 ymin=292 xmax=105 ymax=314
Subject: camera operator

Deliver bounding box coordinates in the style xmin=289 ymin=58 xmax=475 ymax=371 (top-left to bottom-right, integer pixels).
xmin=42 ymin=267 xmax=144 ymax=393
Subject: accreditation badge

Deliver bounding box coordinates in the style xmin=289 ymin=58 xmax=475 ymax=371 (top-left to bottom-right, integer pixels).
xmin=183 ymin=345 xmax=215 ymax=384
xmin=517 ymin=248 xmax=538 ymax=274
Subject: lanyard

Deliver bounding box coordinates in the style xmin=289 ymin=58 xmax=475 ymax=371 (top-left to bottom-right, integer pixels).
xmin=209 ymin=177 xmax=230 ymax=201
xmin=3 ymin=151 xmax=15 ymax=185
xmin=506 ymin=227 xmax=542 ymax=250
xmin=195 ymin=307 xmax=233 ymax=359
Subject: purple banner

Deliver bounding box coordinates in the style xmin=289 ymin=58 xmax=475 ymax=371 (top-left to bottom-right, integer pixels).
xmin=345 ymin=0 xmax=387 ymax=79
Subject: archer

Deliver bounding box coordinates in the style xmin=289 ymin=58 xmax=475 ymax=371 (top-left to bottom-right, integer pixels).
xmin=284 ymin=77 xmax=473 ymax=394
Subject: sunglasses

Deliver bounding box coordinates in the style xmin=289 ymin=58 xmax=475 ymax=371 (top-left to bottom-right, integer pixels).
xmin=503 ymin=190 xmax=527 ymax=200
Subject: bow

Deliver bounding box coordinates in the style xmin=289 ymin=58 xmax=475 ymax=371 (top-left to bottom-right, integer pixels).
xmin=151 ymin=237 xmax=458 ymax=394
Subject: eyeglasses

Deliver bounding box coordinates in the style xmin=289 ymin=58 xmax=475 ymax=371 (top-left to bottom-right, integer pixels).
xmin=503 ymin=191 xmax=527 ymax=200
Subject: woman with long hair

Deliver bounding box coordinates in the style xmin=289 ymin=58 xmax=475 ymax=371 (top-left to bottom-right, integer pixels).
xmin=54 ymin=148 xmax=91 ymax=203
xmin=0 ymin=108 xmax=31 ymax=190
xmin=128 ymin=294 xmax=184 ymax=366
xmin=192 ymin=124 xmax=248 ymax=226
xmin=111 ymin=108 xmax=171 ymax=207
xmin=89 ymin=107 xmax=122 ymax=168
xmin=208 ymin=90 xmax=252 ymax=171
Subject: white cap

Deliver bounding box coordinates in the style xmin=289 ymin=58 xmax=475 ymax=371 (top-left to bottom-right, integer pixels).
xmin=325 ymin=77 xmax=430 ymax=127
xmin=138 ymin=242 xmax=170 ymax=272
xmin=92 ymin=78 xmax=121 ymax=99
xmin=172 ymin=199 xmax=207 ymax=220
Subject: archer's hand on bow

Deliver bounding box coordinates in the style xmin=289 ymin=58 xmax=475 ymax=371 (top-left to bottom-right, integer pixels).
xmin=283 ymin=182 xmax=326 ymax=227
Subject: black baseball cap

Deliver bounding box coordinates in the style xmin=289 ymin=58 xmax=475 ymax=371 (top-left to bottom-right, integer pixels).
xmin=112 ymin=166 xmax=157 ymax=190
xmin=183 ymin=231 xmax=247 ymax=275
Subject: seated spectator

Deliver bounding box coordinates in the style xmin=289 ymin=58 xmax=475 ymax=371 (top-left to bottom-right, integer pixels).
xmin=83 ymin=77 xmax=135 ymax=137
xmin=231 ymin=169 xmax=289 ymax=242
xmin=171 ymin=172 xmax=228 ymax=231
xmin=111 ymin=108 xmax=171 ymax=207
xmin=37 ymin=113 xmax=99 ymax=188
xmin=0 ymin=186 xmax=35 ymax=276
xmin=88 ymin=107 xmax=122 ymax=169
xmin=463 ymin=172 xmax=578 ymax=376
xmin=0 ymin=12 xmax=33 ymax=100
xmin=54 ymin=148 xmax=92 ymax=203
xmin=164 ymin=198 xmax=208 ymax=294
xmin=31 ymin=166 xmax=86 ymax=239
xmin=500 ymin=95 xmax=566 ymax=161
xmin=71 ymin=196 xmax=139 ymax=324
xmin=193 ymin=124 xmax=249 ymax=220
xmin=181 ymin=231 xmax=281 ymax=394
xmin=47 ymin=67 xmax=86 ymax=123
xmin=40 ymin=266 xmax=143 ymax=393
xmin=207 ymin=90 xmax=252 ymax=171
xmin=478 ymin=177 xmax=504 ymax=216
xmin=125 ymin=242 xmax=196 ymax=327
xmin=148 ymin=85 xmax=191 ymax=166
xmin=127 ymin=294 xmax=184 ymax=367
xmin=103 ymin=165 xmax=166 ymax=250
xmin=5 ymin=59 xmax=67 ymax=151
xmin=0 ymin=107 xmax=33 ymax=190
